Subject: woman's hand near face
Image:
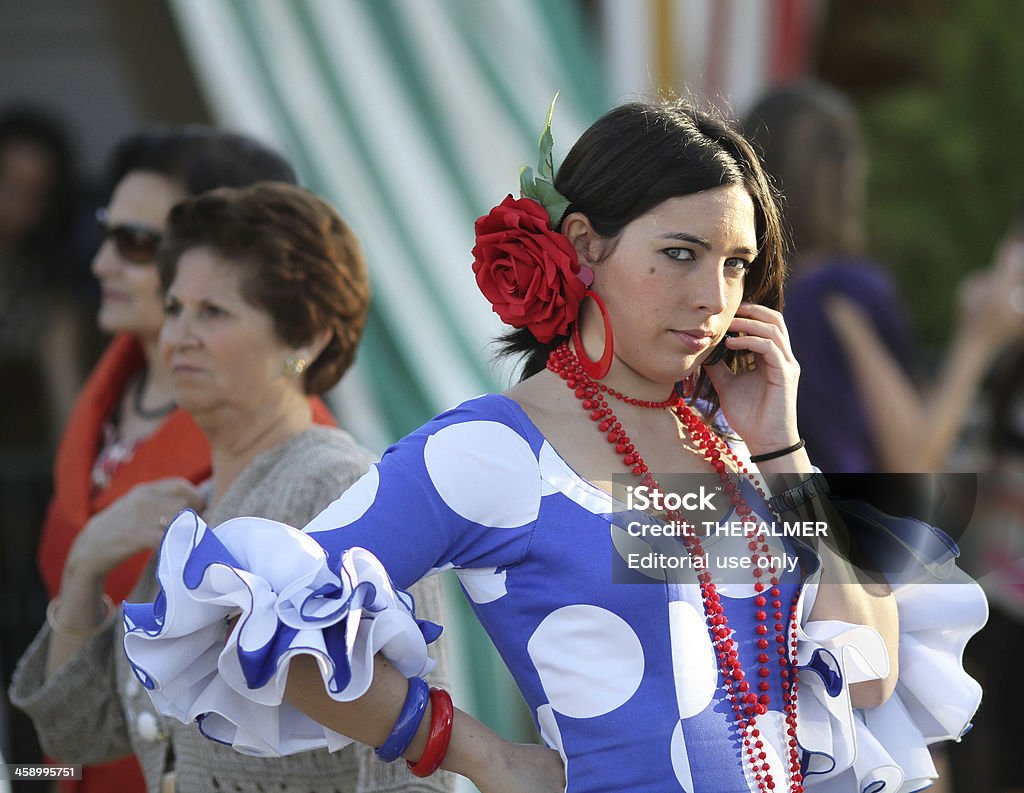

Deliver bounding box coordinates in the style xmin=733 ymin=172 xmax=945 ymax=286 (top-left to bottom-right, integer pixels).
xmin=702 ymin=303 xmax=802 ymax=455
xmin=65 ymin=478 xmax=205 ymax=582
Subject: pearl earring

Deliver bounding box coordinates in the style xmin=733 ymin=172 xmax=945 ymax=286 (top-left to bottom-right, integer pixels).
xmin=284 ymin=354 xmax=308 ymax=376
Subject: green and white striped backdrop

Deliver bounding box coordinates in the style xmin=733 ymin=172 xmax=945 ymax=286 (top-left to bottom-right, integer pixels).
xmin=166 ymin=0 xmax=609 ymax=764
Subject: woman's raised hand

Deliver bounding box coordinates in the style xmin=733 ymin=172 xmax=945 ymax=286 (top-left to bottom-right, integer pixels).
xmin=66 ymin=477 xmax=205 ymax=580
xmin=702 ymin=302 xmax=802 ymax=456
xmin=958 ymin=239 xmax=1024 ymax=347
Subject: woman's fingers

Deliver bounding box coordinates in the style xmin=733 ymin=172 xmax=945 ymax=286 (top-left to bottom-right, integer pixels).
xmin=724 ymin=319 xmax=793 ymax=362
xmin=722 ymin=333 xmax=793 ymax=376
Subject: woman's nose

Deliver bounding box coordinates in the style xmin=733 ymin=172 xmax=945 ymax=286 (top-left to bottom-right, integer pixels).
xmin=160 ymin=310 xmax=193 ymax=351
xmin=91 ymin=239 xmax=119 ymax=278
xmin=692 ymin=267 xmax=728 ymax=313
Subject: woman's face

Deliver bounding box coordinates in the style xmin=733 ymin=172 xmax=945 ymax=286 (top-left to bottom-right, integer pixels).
xmin=159 ymin=246 xmax=300 ymax=418
xmin=91 ymin=170 xmax=185 ymax=338
xmin=0 ymin=140 xmax=55 ymax=245
xmin=583 ymin=183 xmax=758 ymax=386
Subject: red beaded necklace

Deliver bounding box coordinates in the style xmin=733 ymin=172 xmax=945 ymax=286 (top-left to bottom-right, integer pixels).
xmin=546 ymin=341 xmax=804 ymax=793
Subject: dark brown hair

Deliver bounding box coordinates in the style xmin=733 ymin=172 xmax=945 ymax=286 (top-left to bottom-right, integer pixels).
xmin=499 ymin=99 xmax=787 ymax=419
xmin=107 ymin=127 xmax=296 ymax=197
xmin=158 ymin=182 xmax=370 ymax=395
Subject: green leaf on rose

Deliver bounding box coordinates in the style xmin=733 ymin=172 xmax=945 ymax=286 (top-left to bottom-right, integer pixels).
xmin=518 ymin=93 xmax=570 ymax=227
xmin=519 ymin=165 xmax=535 ymax=199
xmin=537 ymin=94 xmax=557 ymax=182
xmin=533 ymin=181 xmax=570 ymax=228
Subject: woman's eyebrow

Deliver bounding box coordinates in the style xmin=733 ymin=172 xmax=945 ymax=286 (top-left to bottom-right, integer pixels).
xmin=657 ymin=231 xmax=759 ymax=257
xmin=658 ymin=231 xmax=711 ymax=249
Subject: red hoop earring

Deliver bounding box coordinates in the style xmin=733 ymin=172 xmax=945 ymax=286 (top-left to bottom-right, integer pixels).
xmin=572 ymin=289 xmax=614 ymax=379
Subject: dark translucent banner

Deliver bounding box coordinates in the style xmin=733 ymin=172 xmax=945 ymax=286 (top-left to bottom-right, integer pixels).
xmin=609 ymin=472 xmax=1001 ymax=588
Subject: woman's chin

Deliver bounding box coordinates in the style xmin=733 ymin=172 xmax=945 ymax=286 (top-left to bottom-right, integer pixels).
xmin=96 ymin=309 xmax=161 ymax=339
xmin=171 ymin=392 xmax=215 ymax=420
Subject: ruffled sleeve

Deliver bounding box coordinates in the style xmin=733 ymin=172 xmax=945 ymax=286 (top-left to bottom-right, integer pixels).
xmin=122 ymin=510 xmax=440 ymax=757
xmin=123 ymin=395 xmax=542 ymax=757
xmin=792 ymin=500 xmax=986 ymax=793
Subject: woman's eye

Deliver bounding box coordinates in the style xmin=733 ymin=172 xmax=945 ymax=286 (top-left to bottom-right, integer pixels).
xmin=200 ymin=304 xmax=226 ymax=318
xmin=163 ymin=301 xmax=181 ymax=317
xmin=725 ymin=258 xmax=751 ymax=274
xmin=663 ymin=248 xmax=696 ymax=261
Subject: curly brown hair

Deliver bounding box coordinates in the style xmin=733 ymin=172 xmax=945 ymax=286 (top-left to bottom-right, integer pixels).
xmin=158 ymin=182 xmax=370 ymax=395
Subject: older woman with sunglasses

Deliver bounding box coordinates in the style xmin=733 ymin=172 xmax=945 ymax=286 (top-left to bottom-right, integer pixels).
xmin=22 ymin=128 xmax=329 ymax=793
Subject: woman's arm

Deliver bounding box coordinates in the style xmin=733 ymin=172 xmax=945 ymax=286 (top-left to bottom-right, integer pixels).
xmin=707 ymin=300 xmax=899 ymax=708
xmin=824 ymin=243 xmax=1024 ymax=472
xmin=249 ymin=433 xmax=565 ymax=791
xmin=757 ymin=458 xmax=899 ymax=708
xmin=284 ymin=655 xmax=564 ymax=793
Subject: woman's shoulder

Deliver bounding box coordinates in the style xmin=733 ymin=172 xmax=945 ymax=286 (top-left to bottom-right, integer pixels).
xmin=404 ymin=392 xmax=539 ymax=444
xmin=210 ymin=426 xmax=377 ymax=526
xmin=788 ymin=256 xmax=899 ymax=303
xmin=273 ymin=424 xmax=377 ymax=477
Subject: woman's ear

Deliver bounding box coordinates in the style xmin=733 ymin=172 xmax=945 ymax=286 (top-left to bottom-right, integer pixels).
xmin=561 ymin=212 xmax=601 ymax=265
xmin=297 ymin=328 xmax=334 ymax=368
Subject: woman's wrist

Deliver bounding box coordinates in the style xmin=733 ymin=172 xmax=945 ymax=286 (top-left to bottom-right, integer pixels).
xmin=749 ymin=439 xmax=805 ymax=463
xmin=438 ymin=708 xmax=503 ymax=783
xmin=754 ymin=447 xmax=815 ymax=478
xmin=59 ymin=544 xmax=107 ymax=603
xmin=743 ymin=419 xmax=802 ymax=460
xmin=64 ymin=522 xmax=111 ymax=581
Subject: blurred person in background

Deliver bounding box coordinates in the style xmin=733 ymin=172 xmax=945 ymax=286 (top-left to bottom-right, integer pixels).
xmin=21 ymin=128 xmax=324 ymax=793
xmin=12 ymin=182 xmax=454 ymax=793
xmin=0 ymin=106 xmax=85 ymax=451
xmin=743 ymin=81 xmax=1024 ymax=473
xmin=0 ymin=106 xmax=89 ymax=789
xmin=946 ymin=206 xmax=1024 ymax=793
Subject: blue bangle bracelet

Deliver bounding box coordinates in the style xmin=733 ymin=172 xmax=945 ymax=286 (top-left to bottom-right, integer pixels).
xmin=375 ymin=676 xmax=430 ymax=762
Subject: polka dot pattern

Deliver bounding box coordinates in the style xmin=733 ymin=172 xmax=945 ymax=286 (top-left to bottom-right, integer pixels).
xmin=304 ymin=466 xmax=379 ymax=533
xmin=667 ymin=601 xmax=719 ymax=718
xmin=456 ymin=567 xmax=508 ymax=604
xmin=670 ymin=720 xmax=694 ymax=792
xmin=424 ymin=421 xmax=540 ymax=528
xmin=527 ymin=605 xmax=645 ymax=719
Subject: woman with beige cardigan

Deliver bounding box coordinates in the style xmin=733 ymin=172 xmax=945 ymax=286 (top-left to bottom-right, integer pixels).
xmin=12 ymin=183 xmax=454 ymax=793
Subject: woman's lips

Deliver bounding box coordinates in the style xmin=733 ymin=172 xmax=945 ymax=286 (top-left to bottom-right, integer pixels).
xmin=100 ymin=288 xmax=130 ymax=302
xmin=671 ymin=330 xmax=714 ymax=353
xmin=171 ymin=363 xmax=205 ymax=376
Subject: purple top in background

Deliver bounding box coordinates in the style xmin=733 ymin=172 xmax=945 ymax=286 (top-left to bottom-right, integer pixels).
xmin=784 ymin=258 xmax=917 ymax=472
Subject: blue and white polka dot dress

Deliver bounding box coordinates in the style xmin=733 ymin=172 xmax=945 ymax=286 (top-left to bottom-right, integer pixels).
xmin=124 ymin=394 xmax=987 ymax=793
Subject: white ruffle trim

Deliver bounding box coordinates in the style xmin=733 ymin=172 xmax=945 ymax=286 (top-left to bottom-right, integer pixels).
xmin=793 ymin=501 xmax=987 ymax=793
xmin=122 ymin=509 xmax=439 ymax=757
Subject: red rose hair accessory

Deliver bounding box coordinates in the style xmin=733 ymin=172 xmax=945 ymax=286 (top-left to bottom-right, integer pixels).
xmin=471 ymin=96 xmax=585 ymax=343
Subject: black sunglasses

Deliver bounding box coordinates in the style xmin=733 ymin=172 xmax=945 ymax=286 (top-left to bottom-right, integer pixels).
xmin=95 ymin=208 xmax=163 ymax=264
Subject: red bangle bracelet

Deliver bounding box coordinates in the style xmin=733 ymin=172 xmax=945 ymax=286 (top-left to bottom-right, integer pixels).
xmin=406 ymin=687 xmax=454 ymax=778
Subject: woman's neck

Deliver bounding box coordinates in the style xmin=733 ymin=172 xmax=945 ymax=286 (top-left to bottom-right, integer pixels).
xmin=113 ymin=333 xmax=177 ymax=446
xmin=201 ymin=391 xmax=312 ymax=507
xmin=138 ymin=333 xmax=176 ymax=401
